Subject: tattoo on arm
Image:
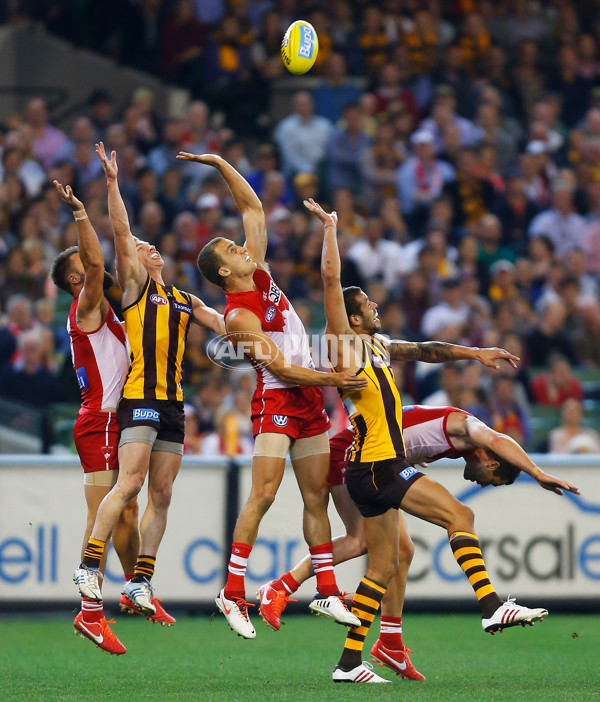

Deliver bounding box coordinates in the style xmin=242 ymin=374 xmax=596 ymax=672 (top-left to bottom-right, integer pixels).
xmin=389 ymin=341 xmax=459 ymax=363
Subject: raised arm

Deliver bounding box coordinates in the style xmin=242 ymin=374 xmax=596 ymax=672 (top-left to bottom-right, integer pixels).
xmin=226 ymin=308 xmax=367 ymax=392
xmin=54 ymin=180 xmax=106 ymax=326
xmin=176 ymin=152 xmax=267 ymax=266
xmin=96 ymin=142 xmax=146 ymax=293
xmin=385 ymin=340 xmax=520 ymax=369
xmin=463 ymin=415 xmax=580 ymax=496
xmin=190 ymin=294 xmax=225 ymax=335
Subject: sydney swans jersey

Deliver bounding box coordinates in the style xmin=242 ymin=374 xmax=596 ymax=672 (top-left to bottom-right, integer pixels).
xmin=224 ymin=269 xmax=315 ymax=392
xmin=122 ymin=276 xmax=192 ymax=401
xmin=403 ymin=405 xmax=473 ymax=462
xmin=339 ymin=336 xmax=406 ymax=463
xmin=68 ymin=298 xmax=129 ymax=410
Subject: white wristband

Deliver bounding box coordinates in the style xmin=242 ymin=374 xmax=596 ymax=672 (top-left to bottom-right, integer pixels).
xmin=73 ymin=210 xmax=88 ymax=221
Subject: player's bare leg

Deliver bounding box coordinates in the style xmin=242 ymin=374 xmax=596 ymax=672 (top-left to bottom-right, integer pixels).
xmin=371 ymin=511 xmax=425 ymax=680
xmin=292 ymin=447 xmax=360 ymax=626
xmin=333 ymin=508 xmax=398 ymax=680
xmin=259 ymin=483 xmax=366 ymax=630
xmin=217 ymin=450 xmax=287 ymax=639
xmin=401 ymin=476 xmax=548 ymax=633
xmin=75 ymin=483 xmax=137 ymax=655
xmin=121 ymin=450 xmax=180 ymax=624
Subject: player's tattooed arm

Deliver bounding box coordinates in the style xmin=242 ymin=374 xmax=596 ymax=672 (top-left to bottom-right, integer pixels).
xmin=384 ymin=339 xmax=520 ymax=368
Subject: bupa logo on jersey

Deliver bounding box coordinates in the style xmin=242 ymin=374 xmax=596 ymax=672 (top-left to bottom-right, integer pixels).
xmin=133 ymin=408 xmax=160 ymax=422
xmin=268 ymin=280 xmax=282 ymax=305
xmin=150 ymin=294 xmax=168 ymax=306
xmin=265 ymin=306 xmax=276 ymax=322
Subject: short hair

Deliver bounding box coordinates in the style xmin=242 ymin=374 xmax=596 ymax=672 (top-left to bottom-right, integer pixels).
xmin=197 ymin=238 xmax=227 ymax=288
xmin=342 ymin=286 xmax=363 ymax=319
xmin=49 ymin=246 xmax=79 ymax=294
xmin=488 ymin=451 xmax=521 ymax=485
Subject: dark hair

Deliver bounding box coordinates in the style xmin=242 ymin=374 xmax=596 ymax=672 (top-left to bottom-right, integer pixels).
xmin=342 ymin=286 xmax=363 ymax=318
xmin=197 ymin=238 xmax=227 ymax=287
xmin=488 ymin=451 xmax=521 ymax=485
xmin=49 ymin=246 xmax=79 ymax=294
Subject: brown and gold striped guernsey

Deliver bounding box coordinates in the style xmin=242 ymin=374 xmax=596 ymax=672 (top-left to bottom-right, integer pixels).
xmin=122 ymin=276 xmax=192 ymax=401
xmin=338 ymin=335 xmax=406 ymax=463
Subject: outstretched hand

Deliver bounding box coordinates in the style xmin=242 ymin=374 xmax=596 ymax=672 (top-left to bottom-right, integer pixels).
xmin=53 ymin=180 xmax=84 ymax=212
xmin=95 ymin=142 xmax=118 ymax=180
xmin=536 ymin=471 xmax=580 ymax=496
xmin=475 ymin=347 xmax=520 ymax=369
xmin=176 ymin=152 xmax=221 ymax=166
xmin=303 ymin=198 xmax=338 ymax=228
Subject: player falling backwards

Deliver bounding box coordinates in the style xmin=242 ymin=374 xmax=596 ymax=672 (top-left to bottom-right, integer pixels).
xmin=260 ymin=404 xmax=579 ymax=679
xmin=297 ymin=199 xmax=552 ymax=683
xmin=49 ymin=181 xmax=139 ymax=655
xmin=73 ymin=144 xmax=225 ymax=634
xmin=183 ymin=151 xmax=368 ymax=639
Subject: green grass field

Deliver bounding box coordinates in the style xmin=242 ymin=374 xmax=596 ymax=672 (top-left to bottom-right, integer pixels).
xmin=1 ymin=612 xmax=598 ymax=702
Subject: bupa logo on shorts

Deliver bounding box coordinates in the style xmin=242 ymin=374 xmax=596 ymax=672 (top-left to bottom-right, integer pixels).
xmin=150 ymin=293 xmax=168 ymax=306
xmin=75 ymin=366 xmax=89 ymax=389
xmin=133 ymin=408 xmax=160 ymax=422
xmin=265 ymin=305 xmax=276 ymax=322
xmin=273 ymin=415 xmax=288 ymax=427
xmin=268 ymin=280 xmax=281 ymax=304
xmin=173 ymin=301 xmax=192 ymax=315
xmin=400 ymin=466 xmax=417 ymax=480
xmin=298 ymin=24 xmax=315 ymax=59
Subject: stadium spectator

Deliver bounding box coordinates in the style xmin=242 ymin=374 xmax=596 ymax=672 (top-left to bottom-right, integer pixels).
xmin=274 ymin=91 xmax=332 ymax=178
xmin=313 ymin=53 xmax=361 ymax=123
xmin=0 ymin=328 xmax=57 ymax=408
xmin=528 ymin=179 xmax=587 ymax=256
xmin=531 ymin=356 xmax=584 ymax=408
xmin=549 ymin=398 xmax=600 ymax=453
xmin=421 ymin=277 xmax=468 ymax=339
xmin=326 ymin=102 xmax=372 ymax=194
xmin=396 ymin=129 xmax=455 ymax=229
xmin=23 ymin=98 xmax=69 ymax=170
xmin=346 ymin=216 xmax=406 ymax=292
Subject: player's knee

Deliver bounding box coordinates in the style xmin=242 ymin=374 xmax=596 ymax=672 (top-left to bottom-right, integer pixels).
xmin=116 ymin=472 xmax=145 ymax=499
xmin=249 ymin=488 xmax=277 ymax=516
xmin=398 ymin=537 xmax=415 ymax=567
xmin=150 ymin=484 xmax=173 ymax=512
xmin=455 ymin=502 xmax=475 ymax=528
xmin=349 ymin=534 xmax=368 ymax=558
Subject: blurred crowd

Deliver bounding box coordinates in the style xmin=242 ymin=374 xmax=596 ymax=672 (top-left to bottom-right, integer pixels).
xmin=3 ymin=0 xmax=600 ymax=455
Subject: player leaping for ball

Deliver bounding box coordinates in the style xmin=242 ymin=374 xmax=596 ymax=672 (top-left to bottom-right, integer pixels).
xmin=180 ymin=151 xmax=368 ymax=639
xmin=300 ymin=199 xmax=552 ymax=683
xmin=260 ymin=404 xmax=579 ymax=679
xmin=73 ymin=144 xmax=225 ymax=629
xmin=50 ymin=182 xmax=140 ymax=655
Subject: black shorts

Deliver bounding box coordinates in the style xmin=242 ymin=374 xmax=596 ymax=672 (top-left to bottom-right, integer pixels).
xmin=118 ymin=398 xmax=185 ymax=444
xmin=346 ymin=458 xmax=424 ymax=518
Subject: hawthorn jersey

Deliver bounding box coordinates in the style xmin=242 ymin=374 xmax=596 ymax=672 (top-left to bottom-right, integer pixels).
xmin=122 ymin=275 xmax=192 ymax=401
xmin=402 ymin=405 xmax=474 ymax=463
xmin=339 ymin=335 xmax=406 ymax=463
xmin=329 ymin=405 xmax=474 ymax=486
xmin=224 ymin=268 xmax=329 ymax=435
xmin=67 ymin=297 xmax=128 ymax=411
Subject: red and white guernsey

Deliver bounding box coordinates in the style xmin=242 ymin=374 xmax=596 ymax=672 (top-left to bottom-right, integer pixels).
xmin=224 ymin=269 xmax=329 ymax=438
xmin=67 ymin=298 xmax=129 ymax=411
xmin=328 ymin=405 xmax=473 ymax=485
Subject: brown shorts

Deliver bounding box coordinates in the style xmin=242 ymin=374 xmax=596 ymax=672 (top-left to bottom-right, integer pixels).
xmin=346 ymin=458 xmax=424 ymax=518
